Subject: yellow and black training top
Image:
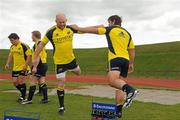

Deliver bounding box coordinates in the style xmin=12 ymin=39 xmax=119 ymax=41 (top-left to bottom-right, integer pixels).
xmin=32 ymin=40 xmax=47 ymax=63
xmin=9 ymin=42 xmax=32 ymax=71
xmin=98 ymin=25 xmax=135 ymax=61
xmin=42 ymin=25 xmax=78 ymax=64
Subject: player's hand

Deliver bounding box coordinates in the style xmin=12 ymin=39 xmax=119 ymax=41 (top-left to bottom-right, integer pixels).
xmin=32 ymin=66 xmax=37 ymax=74
xmin=128 ymin=63 xmax=134 ymax=73
xmin=4 ymin=64 xmax=10 ymax=70
xmin=70 ymin=24 xmax=79 ymax=30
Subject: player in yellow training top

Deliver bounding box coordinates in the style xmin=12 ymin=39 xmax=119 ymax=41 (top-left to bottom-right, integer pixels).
xmin=32 ymin=13 xmax=81 ymax=114
xmin=70 ymin=15 xmax=138 ymax=119
xmin=5 ymin=33 xmax=32 ymax=103
xmin=22 ymin=31 xmax=49 ymax=105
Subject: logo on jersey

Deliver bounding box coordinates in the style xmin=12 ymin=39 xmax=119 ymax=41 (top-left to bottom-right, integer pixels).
xmin=67 ymin=31 xmax=71 ymax=34
xmin=119 ymin=32 xmax=125 ymax=38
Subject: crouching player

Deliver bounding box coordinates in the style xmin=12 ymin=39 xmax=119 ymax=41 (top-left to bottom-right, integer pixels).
xmin=22 ymin=31 xmax=48 ymax=104
xmin=5 ymin=33 xmax=31 ymax=103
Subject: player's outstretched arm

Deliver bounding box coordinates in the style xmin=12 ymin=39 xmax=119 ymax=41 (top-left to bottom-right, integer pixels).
xmin=4 ymin=54 xmax=13 ymax=70
xmin=128 ymin=48 xmax=135 ymax=73
xmin=32 ymin=42 xmax=45 ymax=68
xmin=71 ymin=24 xmax=104 ymax=34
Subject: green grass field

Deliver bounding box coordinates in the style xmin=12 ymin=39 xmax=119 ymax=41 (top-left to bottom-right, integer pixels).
xmin=1 ymin=41 xmax=180 ymax=79
xmin=0 ymin=80 xmax=180 ymax=120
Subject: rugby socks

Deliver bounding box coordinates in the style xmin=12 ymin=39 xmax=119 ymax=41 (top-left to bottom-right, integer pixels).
xmin=122 ymin=84 xmax=134 ymax=95
xmin=41 ymin=83 xmax=48 ymax=100
xmin=16 ymin=84 xmax=26 ymax=99
xmin=16 ymin=85 xmax=23 ymax=98
xmin=16 ymin=85 xmax=21 ymax=92
xmin=57 ymin=90 xmax=65 ymax=108
xmin=19 ymin=83 xmax=27 ymax=99
xmin=28 ymin=85 xmax=36 ymax=101
xmin=116 ymin=105 xmax=123 ymax=113
xmin=38 ymin=84 xmax=42 ymax=94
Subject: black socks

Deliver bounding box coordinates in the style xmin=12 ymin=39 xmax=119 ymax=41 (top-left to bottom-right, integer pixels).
xmin=16 ymin=83 xmax=26 ymax=99
xmin=28 ymin=83 xmax=48 ymax=101
xmin=116 ymin=105 xmax=123 ymax=113
xmin=57 ymin=90 xmax=65 ymax=108
xmin=28 ymin=85 xmax=36 ymax=101
xmin=41 ymin=83 xmax=48 ymax=100
xmin=20 ymin=83 xmax=27 ymax=99
xmin=122 ymin=84 xmax=134 ymax=95
xmin=38 ymin=84 xmax=42 ymax=94
xmin=16 ymin=85 xmax=21 ymax=92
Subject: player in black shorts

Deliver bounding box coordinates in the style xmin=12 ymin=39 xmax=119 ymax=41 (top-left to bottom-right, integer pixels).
xmin=32 ymin=13 xmax=81 ymax=114
xmin=56 ymin=59 xmax=79 ymax=77
xmin=110 ymin=58 xmax=129 ymax=78
xmin=5 ymin=33 xmax=32 ymax=103
xmin=70 ymin=15 xmax=138 ymax=119
xmin=22 ymin=31 xmax=48 ymax=104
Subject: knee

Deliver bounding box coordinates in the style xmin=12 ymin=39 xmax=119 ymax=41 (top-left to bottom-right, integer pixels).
xmin=18 ymin=78 xmax=25 ymax=84
xmin=108 ymin=77 xmax=115 ymax=86
xmin=76 ymin=70 xmax=81 ymax=76
xmin=30 ymin=82 xmax=36 ymax=86
xmin=29 ymin=76 xmax=36 ymax=86
xmin=74 ymin=68 xmax=81 ymax=76
xmin=57 ymin=81 xmax=65 ymax=91
xmin=39 ymin=77 xmax=46 ymax=84
xmin=57 ymin=78 xmax=65 ymax=86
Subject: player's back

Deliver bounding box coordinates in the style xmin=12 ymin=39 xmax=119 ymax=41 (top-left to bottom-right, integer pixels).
xmin=106 ymin=26 xmax=134 ymax=61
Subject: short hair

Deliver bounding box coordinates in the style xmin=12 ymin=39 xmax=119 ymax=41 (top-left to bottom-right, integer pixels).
xmin=108 ymin=15 xmax=122 ymax=26
xmin=32 ymin=30 xmax=41 ymax=39
xmin=8 ymin=33 xmax=20 ymax=40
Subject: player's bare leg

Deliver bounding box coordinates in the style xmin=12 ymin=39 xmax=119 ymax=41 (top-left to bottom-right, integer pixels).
xmin=13 ymin=77 xmax=19 ymax=86
xmin=108 ymin=71 xmax=126 ymax=89
xmin=71 ymin=66 xmax=81 ymax=76
xmin=108 ymin=71 xmax=138 ymax=108
xmin=57 ymin=73 xmax=66 ymax=115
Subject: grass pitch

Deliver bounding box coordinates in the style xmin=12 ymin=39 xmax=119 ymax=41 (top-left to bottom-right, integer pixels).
xmin=0 ymin=80 xmax=180 ymax=120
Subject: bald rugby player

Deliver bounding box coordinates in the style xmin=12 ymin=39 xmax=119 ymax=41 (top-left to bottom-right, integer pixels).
xmin=32 ymin=13 xmax=81 ymax=114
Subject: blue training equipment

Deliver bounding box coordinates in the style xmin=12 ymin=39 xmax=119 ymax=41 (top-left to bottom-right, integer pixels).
xmin=4 ymin=109 xmax=40 ymax=120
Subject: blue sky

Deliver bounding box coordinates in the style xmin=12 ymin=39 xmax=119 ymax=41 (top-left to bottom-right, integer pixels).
xmin=0 ymin=0 xmax=180 ymax=49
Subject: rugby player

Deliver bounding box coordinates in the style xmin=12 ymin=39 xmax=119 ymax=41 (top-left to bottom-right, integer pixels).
xmin=32 ymin=13 xmax=81 ymax=114
xmin=70 ymin=15 xmax=138 ymax=118
xmin=5 ymin=33 xmax=32 ymax=103
xmin=22 ymin=31 xmax=48 ymax=104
